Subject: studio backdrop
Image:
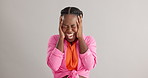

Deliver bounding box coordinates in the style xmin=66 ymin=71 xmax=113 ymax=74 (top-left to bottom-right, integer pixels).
xmin=0 ymin=0 xmax=148 ymax=78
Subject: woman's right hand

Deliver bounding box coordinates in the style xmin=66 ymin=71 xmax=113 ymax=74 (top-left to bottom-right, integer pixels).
xmin=59 ymin=16 xmax=65 ymax=39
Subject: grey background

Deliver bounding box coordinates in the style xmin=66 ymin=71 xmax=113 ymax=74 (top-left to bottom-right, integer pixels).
xmin=0 ymin=0 xmax=148 ymax=78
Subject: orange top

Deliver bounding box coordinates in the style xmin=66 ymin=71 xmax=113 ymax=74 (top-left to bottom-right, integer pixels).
xmin=66 ymin=41 xmax=78 ymax=71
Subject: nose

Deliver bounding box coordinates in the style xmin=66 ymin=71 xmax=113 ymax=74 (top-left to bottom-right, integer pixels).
xmin=67 ymin=26 xmax=72 ymax=33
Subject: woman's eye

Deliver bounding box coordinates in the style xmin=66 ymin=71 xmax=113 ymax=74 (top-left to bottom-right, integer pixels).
xmin=71 ymin=25 xmax=76 ymax=28
xmin=62 ymin=25 xmax=68 ymax=28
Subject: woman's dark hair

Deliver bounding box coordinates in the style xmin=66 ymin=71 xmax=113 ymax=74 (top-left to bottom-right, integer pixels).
xmin=60 ymin=7 xmax=83 ymax=17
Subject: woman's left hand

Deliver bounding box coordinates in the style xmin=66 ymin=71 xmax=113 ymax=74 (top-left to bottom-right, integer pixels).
xmin=76 ymin=15 xmax=83 ymax=39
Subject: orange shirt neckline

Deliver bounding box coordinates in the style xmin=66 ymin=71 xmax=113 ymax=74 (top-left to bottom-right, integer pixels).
xmin=66 ymin=41 xmax=78 ymax=71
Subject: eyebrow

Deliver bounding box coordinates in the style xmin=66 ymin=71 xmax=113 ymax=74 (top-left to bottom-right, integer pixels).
xmin=63 ymin=24 xmax=68 ymax=26
xmin=63 ymin=24 xmax=75 ymax=26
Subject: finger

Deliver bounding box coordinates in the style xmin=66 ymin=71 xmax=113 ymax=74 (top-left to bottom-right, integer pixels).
xmin=60 ymin=16 xmax=64 ymax=23
xmin=59 ymin=24 xmax=62 ymax=31
xmin=60 ymin=16 xmax=62 ymax=23
xmin=80 ymin=15 xmax=82 ymax=18
xmin=77 ymin=16 xmax=82 ymax=28
xmin=79 ymin=15 xmax=82 ymax=23
xmin=76 ymin=21 xmax=79 ymax=31
xmin=77 ymin=16 xmax=80 ymax=23
xmin=78 ymin=15 xmax=82 ymax=24
xmin=59 ymin=16 xmax=63 ymax=27
xmin=76 ymin=20 xmax=79 ymax=27
xmin=59 ymin=22 xmax=63 ymax=33
xmin=60 ymin=20 xmax=63 ymax=26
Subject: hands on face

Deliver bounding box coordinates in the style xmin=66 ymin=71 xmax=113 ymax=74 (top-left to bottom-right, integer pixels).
xmin=59 ymin=15 xmax=83 ymax=40
xmin=59 ymin=16 xmax=65 ymax=39
xmin=76 ymin=15 xmax=83 ymax=39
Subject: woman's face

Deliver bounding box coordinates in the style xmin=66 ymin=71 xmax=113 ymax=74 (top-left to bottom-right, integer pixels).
xmin=62 ymin=14 xmax=78 ymax=42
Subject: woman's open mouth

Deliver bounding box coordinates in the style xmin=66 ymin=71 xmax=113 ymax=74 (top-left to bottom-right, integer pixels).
xmin=66 ymin=33 xmax=74 ymax=40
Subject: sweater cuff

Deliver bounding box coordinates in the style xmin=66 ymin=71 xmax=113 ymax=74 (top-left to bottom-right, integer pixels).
xmin=79 ymin=49 xmax=91 ymax=59
xmin=52 ymin=48 xmax=64 ymax=58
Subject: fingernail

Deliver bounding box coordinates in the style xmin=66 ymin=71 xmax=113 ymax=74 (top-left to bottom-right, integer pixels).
xmin=78 ymin=16 xmax=79 ymax=18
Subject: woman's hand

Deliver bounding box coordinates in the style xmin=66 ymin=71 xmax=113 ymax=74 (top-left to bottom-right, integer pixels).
xmin=59 ymin=16 xmax=65 ymax=39
xmin=76 ymin=15 xmax=83 ymax=39
xmin=76 ymin=15 xmax=88 ymax=54
xmin=56 ymin=16 xmax=65 ymax=53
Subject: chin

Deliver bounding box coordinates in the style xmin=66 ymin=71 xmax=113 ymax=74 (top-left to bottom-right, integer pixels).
xmin=67 ymin=39 xmax=75 ymax=42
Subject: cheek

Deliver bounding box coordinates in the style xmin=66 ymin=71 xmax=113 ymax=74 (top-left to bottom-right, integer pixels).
xmin=62 ymin=28 xmax=66 ymax=33
xmin=73 ymin=27 xmax=78 ymax=32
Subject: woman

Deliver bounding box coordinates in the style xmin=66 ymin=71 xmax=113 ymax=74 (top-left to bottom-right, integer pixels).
xmin=46 ymin=7 xmax=97 ymax=78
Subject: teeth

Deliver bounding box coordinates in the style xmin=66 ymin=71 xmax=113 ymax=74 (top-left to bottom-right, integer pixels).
xmin=67 ymin=33 xmax=74 ymax=39
xmin=67 ymin=33 xmax=74 ymax=36
xmin=67 ymin=34 xmax=73 ymax=36
xmin=68 ymin=36 xmax=73 ymax=39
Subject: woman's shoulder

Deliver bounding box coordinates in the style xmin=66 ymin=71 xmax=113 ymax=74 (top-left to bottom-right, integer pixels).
xmin=50 ymin=34 xmax=60 ymax=38
xmin=84 ymin=35 xmax=96 ymax=41
xmin=48 ymin=34 xmax=60 ymax=42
